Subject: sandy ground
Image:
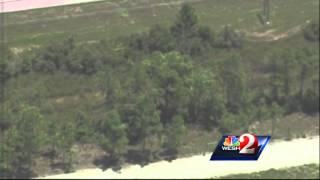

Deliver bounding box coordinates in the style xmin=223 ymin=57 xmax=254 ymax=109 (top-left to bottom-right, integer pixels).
xmin=38 ymin=136 xmax=319 ymax=179
xmin=0 ymin=0 xmax=104 ymax=13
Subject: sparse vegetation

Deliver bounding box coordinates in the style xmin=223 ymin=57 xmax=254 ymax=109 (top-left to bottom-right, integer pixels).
xmin=219 ymin=164 xmax=320 ymax=179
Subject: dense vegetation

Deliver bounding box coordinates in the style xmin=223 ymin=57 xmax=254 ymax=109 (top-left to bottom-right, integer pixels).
xmin=219 ymin=164 xmax=320 ymax=179
xmin=0 ymin=3 xmax=319 ymax=178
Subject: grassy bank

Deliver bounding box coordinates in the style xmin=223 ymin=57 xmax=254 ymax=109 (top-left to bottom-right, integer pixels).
xmin=4 ymin=0 xmax=319 ymax=48
xmin=219 ymin=163 xmax=320 ymax=179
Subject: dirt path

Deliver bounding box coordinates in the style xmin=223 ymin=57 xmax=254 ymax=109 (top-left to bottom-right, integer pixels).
xmin=245 ymin=24 xmax=305 ymax=42
xmin=38 ymin=136 xmax=319 ymax=179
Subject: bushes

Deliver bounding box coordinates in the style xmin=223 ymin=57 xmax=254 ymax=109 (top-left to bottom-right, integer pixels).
xmin=0 ymin=47 xmax=15 ymax=83
xmin=32 ymin=38 xmax=75 ymax=73
xmin=0 ymin=105 xmax=46 ymax=178
xmin=3 ymin=3 xmax=244 ymax=80
xmin=260 ymin=48 xmax=320 ymax=114
xmin=66 ymin=45 xmax=103 ymax=75
xmin=303 ymin=21 xmax=319 ymax=42
xmin=216 ymin=26 xmax=244 ymax=49
xmin=147 ymin=24 xmax=175 ymax=53
xmin=188 ymin=69 xmax=226 ymax=128
xmin=98 ymin=110 xmax=128 ymax=160
xmin=302 ymin=88 xmax=319 ymax=114
xmin=163 ymin=115 xmax=186 ymax=153
xmin=127 ymin=3 xmax=241 ymax=57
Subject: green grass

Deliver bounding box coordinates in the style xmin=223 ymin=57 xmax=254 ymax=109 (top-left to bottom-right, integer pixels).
xmin=218 ymin=164 xmax=320 ymax=179
xmin=4 ymin=0 xmax=319 ymax=48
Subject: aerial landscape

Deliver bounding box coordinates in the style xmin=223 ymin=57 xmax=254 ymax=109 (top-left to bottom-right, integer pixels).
xmin=0 ymin=0 xmax=319 ymax=179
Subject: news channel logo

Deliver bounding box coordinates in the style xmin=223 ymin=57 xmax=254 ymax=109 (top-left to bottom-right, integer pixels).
xmin=210 ymin=134 xmax=270 ymax=160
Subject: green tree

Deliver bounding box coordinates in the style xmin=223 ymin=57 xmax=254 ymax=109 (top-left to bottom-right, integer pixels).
xmin=0 ymin=46 xmax=13 ymax=123
xmin=164 ymin=115 xmax=186 ymax=152
xmin=269 ymin=102 xmax=284 ymax=137
xmin=198 ymin=25 xmax=215 ymax=46
xmin=67 ymin=45 xmax=102 ymax=75
xmin=0 ymin=127 xmax=19 ymax=178
xmin=171 ymin=3 xmax=198 ymax=38
xmin=56 ymin=121 xmax=75 ymax=172
xmin=98 ymin=110 xmax=128 ymax=161
xmin=217 ymin=26 xmax=243 ymax=49
xmin=269 ymin=58 xmax=281 ymax=103
xmin=147 ymin=24 xmax=175 ymax=53
xmin=218 ymin=55 xmax=248 ymax=113
xmin=303 ymin=21 xmax=319 ymax=42
xmin=33 ymin=37 xmax=75 ymax=73
xmin=0 ymin=47 xmax=13 ymax=84
xmin=74 ymin=111 xmax=94 ymax=143
xmin=254 ymin=98 xmax=270 ymax=122
xmin=104 ymin=70 xmax=123 ymax=110
xmin=120 ymin=94 xmax=162 ymax=150
xmin=219 ymin=112 xmax=238 ymax=134
xmin=0 ymin=105 xmax=46 ymax=178
xmin=143 ymin=52 xmax=193 ymax=124
xmin=280 ymin=50 xmax=294 ymax=99
xmin=302 ymin=88 xmax=319 ymax=114
xmin=188 ymin=69 xmax=226 ymax=129
xmin=296 ymin=50 xmax=312 ymax=103
xmin=170 ymin=4 xmax=214 ymax=56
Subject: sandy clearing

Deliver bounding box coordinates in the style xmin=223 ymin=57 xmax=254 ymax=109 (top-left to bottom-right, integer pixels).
xmin=38 ymin=136 xmax=319 ymax=179
xmin=245 ymin=24 xmax=304 ymax=42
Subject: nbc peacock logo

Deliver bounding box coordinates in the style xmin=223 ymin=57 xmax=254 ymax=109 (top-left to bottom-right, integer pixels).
xmin=222 ymin=136 xmax=240 ymax=150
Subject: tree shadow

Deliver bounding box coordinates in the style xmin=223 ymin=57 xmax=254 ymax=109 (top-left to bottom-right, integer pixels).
xmin=158 ymin=148 xmax=178 ymax=162
xmin=13 ymin=167 xmax=37 ymax=179
xmin=50 ymin=162 xmax=73 ymax=173
xmin=93 ymin=155 xmax=122 ymax=172
xmin=93 ymin=148 xmax=178 ymax=172
xmin=124 ymin=149 xmax=161 ymax=167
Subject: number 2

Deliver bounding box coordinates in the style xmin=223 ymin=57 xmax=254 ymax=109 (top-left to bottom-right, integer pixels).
xmin=239 ymin=134 xmax=256 ymax=154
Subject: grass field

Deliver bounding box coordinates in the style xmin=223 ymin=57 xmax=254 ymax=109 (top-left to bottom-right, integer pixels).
xmin=4 ymin=0 xmax=319 ymax=48
xmin=219 ymin=164 xmax=319 ymax=179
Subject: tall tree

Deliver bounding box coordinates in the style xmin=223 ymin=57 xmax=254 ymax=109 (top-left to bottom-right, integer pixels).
xmin=0 ymin=105 xmax=46 ymax=178
xmin=143 ymin=52 xmax=193 ymax=124
xmin=120 ymin=94 xmax=162 ymax=150
xmin=218 ymin=55 xmax=248 ymax=113
xmin=303 ymin=21 xmax=319 ymax=42
xmin=147 ymin=24 xmax=175 ymax=53
xmin=164 ymin=115 xmax=186 ymax=152
xmin=56 ymin=121 xmax=75 ymax=172
xmin=98 ymin=110 xmax=128 ymax=161
xmin=188 ymin=69 xmax=226 ymax=129
xmin=171 ymin=3 xmax=198 ymax=38
xmin=218 ymin=26 xmax=244 ymax=49
xmin=269 ymin=102 xmax=284 ymax=137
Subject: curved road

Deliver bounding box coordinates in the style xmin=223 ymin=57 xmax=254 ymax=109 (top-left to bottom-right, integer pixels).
xmin=39 ymin=136 xmax=319 ymax=179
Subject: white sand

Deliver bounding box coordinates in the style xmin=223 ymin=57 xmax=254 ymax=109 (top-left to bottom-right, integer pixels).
xmin=39 ymin=136 xmax=319 ymax=179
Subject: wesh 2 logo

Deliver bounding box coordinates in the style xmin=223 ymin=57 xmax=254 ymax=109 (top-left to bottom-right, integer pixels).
xmin=210 ymin=134 xmax=270 ymax=160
